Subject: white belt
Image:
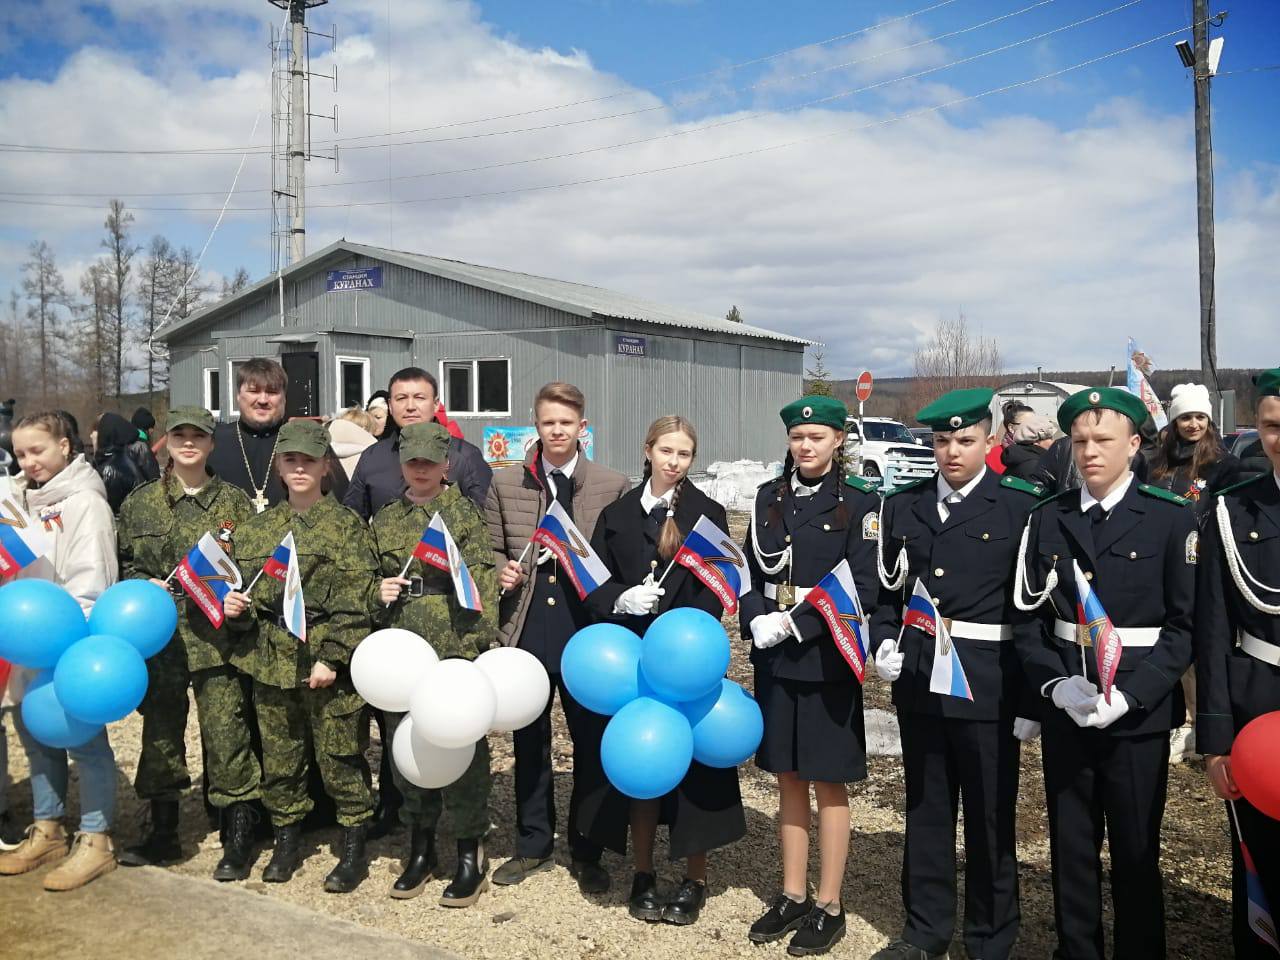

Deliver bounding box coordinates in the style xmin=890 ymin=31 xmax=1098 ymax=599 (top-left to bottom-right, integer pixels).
xmin=764 ymin=583 xmax=811 ymax=604
xmin=1053 ymin=619 xmax=1161 ymax=648
xmin=1241 ymin=631 xmax=1280 ymax=667
xmin=901 ymin=609 xmax=1011 ymax=642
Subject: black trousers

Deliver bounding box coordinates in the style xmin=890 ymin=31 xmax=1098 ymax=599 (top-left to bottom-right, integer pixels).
xmin=898 ymin=711 xmax=1021 ymax=960
xmin=1041 ymin=719 xmax=1169 ymax=960
xmin=512 ymin=671 xmax=606 ymax=862
xmin=1228 ymin=796 xmax=1280 ymax=960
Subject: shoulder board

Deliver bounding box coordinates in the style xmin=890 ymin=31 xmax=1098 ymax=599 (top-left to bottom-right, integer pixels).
xmin=1030 ymin=488 xmax=1075 ymax=512
xmin=1216 ymin=471 xmax=1268 ymax=499
xmin=884 ymin=476 xmax=932 ymax=498
xmin=1137 ymin=483 xmax=1191 ymax=507
xmin=843 ymin=474 xmax=879 ymax=495
xmin=999 ymin=474 xmax=1045 ymax=498
xmin=756 ymin=474 xmax=783 ymax=490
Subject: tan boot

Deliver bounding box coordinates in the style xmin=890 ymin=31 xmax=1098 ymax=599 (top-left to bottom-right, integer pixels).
xmin=43 ymin=832 xmax=116 ymax=892
xmin=0 ymin=820 xmax=69 ymax=876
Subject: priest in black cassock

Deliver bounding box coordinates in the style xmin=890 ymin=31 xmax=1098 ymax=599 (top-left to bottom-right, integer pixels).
xmin=207 ymin=358 xmax=289 ymax=512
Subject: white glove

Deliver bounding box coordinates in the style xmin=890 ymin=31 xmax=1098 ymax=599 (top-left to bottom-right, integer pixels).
xmin=1050 ymin=676 xmax=1099 ymax=727
xmin=1083 ymin=691 xmax=1131 ymax=729
xmin=614 ymin=583 xmax=665 ymax=617
xmin=1012 ymin=717 xmax=1041 ymax=741
xmin=750 ymin=612 xmax=793 ymax=650
xmin=875 ymin=638 xmax=904 ymax=682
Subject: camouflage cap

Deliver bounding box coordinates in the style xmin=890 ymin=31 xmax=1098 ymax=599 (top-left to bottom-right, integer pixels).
xmin=275 ymin=419 xmax=330 ymax=459
xmin=165 ymin=406 xmax=215 ymax=435
xmin=399 ymin=421 xmax=451 ymax=464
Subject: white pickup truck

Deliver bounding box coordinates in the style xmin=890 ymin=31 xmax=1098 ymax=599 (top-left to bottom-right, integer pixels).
xmin=844 ymin=416 xmax=938 ymax=485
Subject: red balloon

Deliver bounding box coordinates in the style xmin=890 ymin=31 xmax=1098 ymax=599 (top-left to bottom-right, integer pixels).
xmin=0 ymin=658 xmax=10 ymax=691
xmin=1232 ymin=711 xmax=1280 ymax=820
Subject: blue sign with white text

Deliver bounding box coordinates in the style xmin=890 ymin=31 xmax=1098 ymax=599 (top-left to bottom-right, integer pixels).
xmin=326 ymin=267 xmax=383 ymax=292
xmin=615 ymin=335 xmax=646 ymax=357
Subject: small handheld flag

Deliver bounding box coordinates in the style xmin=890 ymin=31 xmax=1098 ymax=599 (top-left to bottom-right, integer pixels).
xmin=281 ymin=533 xmax=306 ymax=644
xmin=1231 ymin=800 xmax=1280 ymax=955
xmin=412 ymin=514 xmax=483 ymax=612
xmin=530 ymin=500 xmax=611 ymax=600
xmin=904 ymin=579 xmax=973 ymax=701
xmin=176 ymin=532 xmax=243 ymax=628
xmin=0 ymin=492 xmax=53 ymax=578
xmin=798 ymin=559 xmax=869 ymax=682
xmin=262 ymin=536 xmax=293 ymax=582
xmin=670 ymin=514 xmax=753 ymax=615
xmin=1072 ymin=560 xmax=1123 ymax=704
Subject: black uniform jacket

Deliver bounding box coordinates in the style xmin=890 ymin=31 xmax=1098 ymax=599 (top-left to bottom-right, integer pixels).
xmin=872 ymin=469 xmax=1040 ymax=722
xmin=1013 ymin=480 xmax=1197 ymax=737
xmin=739 ymin=470 xmax=881 ymax=684
xmin=1195 ymin=472 xmax=1280 ymax=756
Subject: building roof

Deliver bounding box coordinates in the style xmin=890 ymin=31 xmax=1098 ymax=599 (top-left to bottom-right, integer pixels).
xmin=158 ymin=239 xmax=810 ymax=347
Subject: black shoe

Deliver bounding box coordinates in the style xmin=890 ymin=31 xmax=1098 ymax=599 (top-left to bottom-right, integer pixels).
xmin=787 ymin=905 xmax=846 ymax=957
xmin=440 ymin=838 xmax=489 ymax=908
xmin=262 ymin=823 xmax=303 ymax=883
xmin=628 ymin=871 xmax=663 ymax=922
xmin=119 ymin=799 xmax=182 ymax=867
xmin=0 ymin=812 xmax=24 ymax=851
xmin=570 ymin=858 xmax=610 ymax=895
xmin=662 ymin=877 xmax=706 ymax=926
xmin=389 ymin=827 xmax=438 ymax=900
xmin=213 ymin=802 xmax=258 ymax=882
xmin=868 ymin=940 xmax=950 ymax=960
xmin=324 ymin=823 xmax=369 ymax=893
xmin=749 ymin=893 xmax=814 ymax=943
xmin=491 ymin=855 xmax=554 ymax=886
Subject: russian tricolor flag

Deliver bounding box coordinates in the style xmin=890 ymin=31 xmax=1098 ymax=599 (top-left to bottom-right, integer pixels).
xmin=0 ymin=493 xmax=52 ymax=578
xmin=1073 ymin=560 xmax=1123 ymax=705
xmin=1232 ymin=800 xmax=1280 ymax=955
xmin=279 ymin=532 xmax=306 ymax=644
xmin=176 ymin=532 xmax=243 ymax=628
xmin=412 ymin=513 xmax=482 ymax=612
xmin=806 ymin=559 xmax=869 ymax=682
xmin=531 ymin=501 xmax=610 ymax=601
xmin=672 ymin=515 xmax=753 ymax=615
xmin=905 ymin=579 xmax=973 ymax=701
xmin=262 ymin=537 xmax=292 ymax=582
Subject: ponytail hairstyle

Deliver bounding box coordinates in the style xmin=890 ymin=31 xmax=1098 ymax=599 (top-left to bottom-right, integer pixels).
xmin=162 ymin=455 xmax=177 ymax=510
xmin=641 ymin=415 xmax=698 ymax=562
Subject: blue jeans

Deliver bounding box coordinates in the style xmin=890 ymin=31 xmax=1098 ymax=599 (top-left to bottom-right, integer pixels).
xmin=13 ymin=708 xmax=116 ymax=834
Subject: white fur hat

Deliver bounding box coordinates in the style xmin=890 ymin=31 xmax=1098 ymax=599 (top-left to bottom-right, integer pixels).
xmin=1167 ymin=383 xmax=1213 ymax=423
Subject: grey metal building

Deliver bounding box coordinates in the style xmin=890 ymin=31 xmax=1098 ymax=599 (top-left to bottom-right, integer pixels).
xmin=158 ymin=240 xmax=808 ymax=473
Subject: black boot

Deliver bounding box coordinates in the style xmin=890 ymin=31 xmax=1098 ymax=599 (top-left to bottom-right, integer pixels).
xmin=323 ymin=823 xmax=369 ymax=893
xmin=119 ymin=799 xmax=182 ymax=867
xmin=213 ymin=802 xmax=258 ymax=882
xmin=262 ymin=823 xmax=303 ymax=883
xmin=439 ymin=838 xmax=488 ymax=908
xmin=389 ymin=827 xmax=438 ymax=900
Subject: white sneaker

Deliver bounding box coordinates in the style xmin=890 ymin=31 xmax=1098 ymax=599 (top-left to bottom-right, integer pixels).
xmin=1169 ymin=725 xmax=1194 ymax=764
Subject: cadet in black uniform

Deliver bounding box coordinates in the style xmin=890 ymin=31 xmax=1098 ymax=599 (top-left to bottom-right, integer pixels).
xmin=1195 ymin=368 xmax=1280 ymax=960
xmin=868 ymin=389 xmax=1042 ymax=960
xmin=740 ymin=395 xmax=881 ymax=957
xmin=1013 ymin=387 xmax=1196 ymax=960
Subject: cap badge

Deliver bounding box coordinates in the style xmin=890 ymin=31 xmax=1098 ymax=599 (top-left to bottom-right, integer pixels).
xmin=802 ymin=405 xmax=813 ymax=419
xmin=949 ymin=415 xmax=962 ymax=428
xmin=1088 ymin=391 xmax=1101 ymax=404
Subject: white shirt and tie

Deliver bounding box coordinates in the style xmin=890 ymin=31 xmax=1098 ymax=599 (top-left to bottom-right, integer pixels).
xmin=1078 ymin=472 xmax=1135 ymax=516
xmin=936 ymin=467 xmax=987 ymax=523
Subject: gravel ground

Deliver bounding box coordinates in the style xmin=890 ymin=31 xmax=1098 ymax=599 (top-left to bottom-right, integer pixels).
xmin=1 ymin=513 xmax=1236 ymax=959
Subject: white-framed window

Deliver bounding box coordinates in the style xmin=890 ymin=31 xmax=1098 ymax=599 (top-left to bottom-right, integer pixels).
xmin=335 ymin=355 xmax=371 ymax=412
xmin=203 ymin=368 xmax=222 ymax=420
xmin=226 ymin=358 xmax=251 ymax=419
xmin=440 ymin=358 xmax=510 ymax=417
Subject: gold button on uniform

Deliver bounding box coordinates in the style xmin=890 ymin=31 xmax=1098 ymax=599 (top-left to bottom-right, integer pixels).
xmin=1085 ymin=572 xmax=1093 ymax=581
xmin=548 ymin=575 xmax=557 ymax=584
xmin=1128 ymin=551 xmax=1137 ymax=560
xmin=934 ymin=567 xmax=945 ymax=577
xmin=981 ymin=533 xmax=990 ymax=541
xmin=822 ymin=524 xmax=831 ymax=531
xmin=1251 ymin=531 xmax=1260 ymax=540
xmin=785 ymin=535 xmax=792 ymax=543
xmin=932 ymin=597 xmax=941 ymax=606
xmin=547 ymin=597 xmax=557 ymax=607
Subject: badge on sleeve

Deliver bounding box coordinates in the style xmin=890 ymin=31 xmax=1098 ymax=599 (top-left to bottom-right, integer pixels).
xmin=862 ymin=511 xmax=879 ymax=541
xmin=1185 ymin=530 xmax=1199 ymax=565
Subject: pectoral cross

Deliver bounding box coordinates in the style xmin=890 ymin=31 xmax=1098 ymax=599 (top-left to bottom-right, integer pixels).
xmin=251 ymin=490 xmax=269 ymax=514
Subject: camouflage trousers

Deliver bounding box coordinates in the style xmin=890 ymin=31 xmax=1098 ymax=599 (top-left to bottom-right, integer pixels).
xmin=135 ymin=644 xmax=262 ymax=807
xmin=385 ymin=712 xmax=490 ymax=840
xmin=253 ymin=681 xmax=373 ymax=828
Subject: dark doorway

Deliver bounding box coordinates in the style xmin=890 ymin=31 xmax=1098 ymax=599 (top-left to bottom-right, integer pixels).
xmin=282 ymin=351 xmax=320 ymax=418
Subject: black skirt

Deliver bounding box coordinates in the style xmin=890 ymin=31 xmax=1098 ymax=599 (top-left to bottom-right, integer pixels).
xmin=754 ymin=669 xmax=867 ymax=783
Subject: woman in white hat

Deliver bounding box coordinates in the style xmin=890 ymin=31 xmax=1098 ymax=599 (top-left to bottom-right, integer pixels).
xmin=1148 ymin=383 xmax=1241 ymax=514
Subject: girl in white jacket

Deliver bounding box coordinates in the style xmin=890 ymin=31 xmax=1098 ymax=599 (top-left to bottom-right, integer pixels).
xmin=0 ymin=412 xmax=119 ymax=891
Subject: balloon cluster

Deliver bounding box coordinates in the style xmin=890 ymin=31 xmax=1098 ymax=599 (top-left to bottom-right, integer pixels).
xmin=0 ymin=580 xmax=177 ymax=748
xmin=562 ymin=608 xmax=763 ymax=800
xmin=351 ymin=629 xmax=550 ymax=789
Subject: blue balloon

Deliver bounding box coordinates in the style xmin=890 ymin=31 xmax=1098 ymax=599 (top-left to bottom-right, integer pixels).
xmin=53 ymin=634 xmax=149 ymax=726
xmin=0 ymin=580 xmax=88 ymax=669
xmin=601 ymin=697 xmax=694 ymax=800
xmin=640 ymin=608 xmax=730 ymax=703
xmin=20 ymin=672 xmax=102 ymax=749
xmin=561 ymin=623 xmax=643 ymax=716
xmin=88 ymin=580 xmax=177 ymax=659
xmin=680 ymin=679 xmax=765 ymax=768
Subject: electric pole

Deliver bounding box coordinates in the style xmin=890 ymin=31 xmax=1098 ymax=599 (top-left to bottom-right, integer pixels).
xmin=1192 ymin=0 xmax=1219 ymax=397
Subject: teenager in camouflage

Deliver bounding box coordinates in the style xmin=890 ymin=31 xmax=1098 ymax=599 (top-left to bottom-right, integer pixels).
xmin=114 ymin=406 xmax=260 ymax=881
xmin=223 ymin=418 xmax=378 ymax=893
xmin=371 ymin=421 xmax=499 ymax=908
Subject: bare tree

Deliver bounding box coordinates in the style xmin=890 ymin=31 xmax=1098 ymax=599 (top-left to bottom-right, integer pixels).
xmin=909 ymin=311 xmax=1003 ymax=413
xmin=138 ymin=236 xmax=176 ymax=403
xmin=75 ymin=261 xmax=114 ymax=410
xmin=102 ymin=199 xmax=139 ymax=400
xmin=169 ymin=246 xmax=210 ymax=321
xmin=0 ymin=290 xmax=26 ymax=404
xmin=220 ymin=267 xmax=251 ymax=298
xmin=21 ymin=241 xmax=70 ymax=405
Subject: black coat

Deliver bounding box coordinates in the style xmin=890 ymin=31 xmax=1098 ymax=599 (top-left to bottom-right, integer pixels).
xmin=1000 ymin=441 xmax=1045 ymax=482
xmin=1013 ymin=480 xmax=1197 ymax=737
xmin=739 ymin=471 xmax=881 ymax=683
xmin=1194 ymin=473 xmax=1280 ymax=756
xmin=208 ymin=420 xmax=288 ymax=508
xmin=872 ymin=470 xmax=1041 ymax=721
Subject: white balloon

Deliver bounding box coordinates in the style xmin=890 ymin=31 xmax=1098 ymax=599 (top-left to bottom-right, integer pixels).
xmin=408 ymin=658 xmax=497 ymax=749
xmin=392 ymin=716 xmax=476 ymax=789
xmin=350 ymin=629 xmax=439 ymax=712
xmin=475 ymin=646 xmax=552 ymax=733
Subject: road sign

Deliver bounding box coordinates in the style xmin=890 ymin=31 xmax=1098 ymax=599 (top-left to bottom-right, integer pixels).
xmin=855 ymin=371 xmax=874 ymax=403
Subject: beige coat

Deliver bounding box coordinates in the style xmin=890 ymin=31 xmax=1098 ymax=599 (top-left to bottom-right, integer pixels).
xmin=485 ymin=444 xmax=629 ymax=646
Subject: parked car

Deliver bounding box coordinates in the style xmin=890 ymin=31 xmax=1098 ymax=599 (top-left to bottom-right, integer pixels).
xmin=1230 ymin=429 xmax=1269 ymax=479
xmin=844 ymin=416 xmax=937 ymax=485
xmin=908 ymin=427 xmax=934 ymax=447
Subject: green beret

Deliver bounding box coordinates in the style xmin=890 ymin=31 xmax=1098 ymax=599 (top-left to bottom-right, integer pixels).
xmin=1254 ymin=368 xmax=1280 ymax=398
xmin=275 ymin=419 xmax=330 ymax=459
xmin=399 ymin=422 xmax=451 ymax=464
xmin=1056 ymin=386 xmax=1148 ymax=433
xmin=780 ymin=395 xmax=848 ymax=431
xmin=165 ymin=406 xmax=215 ymax=435
xmin=916 ymin=388 xmax=995 ymax=431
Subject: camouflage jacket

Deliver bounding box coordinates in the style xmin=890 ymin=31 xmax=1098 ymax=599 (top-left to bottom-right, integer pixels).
xmin=229 ymin=494 xmax=379 ymax=688
xmin=369 ymin=484 xmax=498 ymax=660
xmin=117 ymin=474 xmax=253 ymax=672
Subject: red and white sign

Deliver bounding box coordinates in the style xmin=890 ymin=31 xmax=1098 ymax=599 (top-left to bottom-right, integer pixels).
xmin=855 ymin=371 xmax=874 ymax=403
